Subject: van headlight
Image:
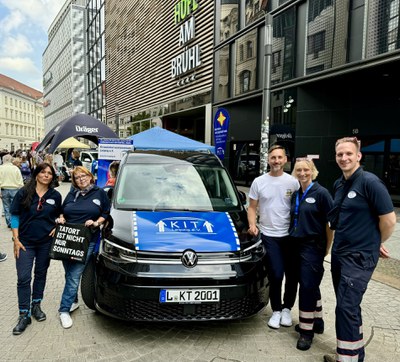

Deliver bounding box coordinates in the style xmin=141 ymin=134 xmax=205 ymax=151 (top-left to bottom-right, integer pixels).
xmin=239 ymin=239 xmax=264 ymax=260
xmin=102 ymin=238 xmax=137 ymax=262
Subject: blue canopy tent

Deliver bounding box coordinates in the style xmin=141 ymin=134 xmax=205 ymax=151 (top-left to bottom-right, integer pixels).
xmin=128 ymin=127 xmax=215 ymax=153
xmin=361 ymin=139 xmax=400 ymax=153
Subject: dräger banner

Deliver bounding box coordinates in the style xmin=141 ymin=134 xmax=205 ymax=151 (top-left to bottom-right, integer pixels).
xmin=49 ymin=223 xmax=91 ymax=264
xmin=132 ymin=211 xmax=240 ymax=252
xmin=213 ymin=108 xmax=230 ymax=160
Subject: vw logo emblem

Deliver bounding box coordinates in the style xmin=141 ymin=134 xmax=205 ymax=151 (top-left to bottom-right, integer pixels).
xmin=181 ymin=249 xmax=198 ymax=268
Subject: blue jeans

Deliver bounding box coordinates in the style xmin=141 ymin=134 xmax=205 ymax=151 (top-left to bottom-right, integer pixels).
xmin=59 ymin=242 xmax=95 ymax=313
xmin=16 ymin=242 xmax=52 ymax=313
xmin=1 ymin=188 xmax=19 ymax=227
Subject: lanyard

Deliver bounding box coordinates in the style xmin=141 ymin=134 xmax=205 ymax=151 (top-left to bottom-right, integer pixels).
xmin=293 ymin=182 xmax=314 ymax=228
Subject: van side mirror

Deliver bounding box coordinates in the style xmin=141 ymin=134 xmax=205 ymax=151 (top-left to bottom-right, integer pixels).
xmin=103 ymin=187 xmax=114 ymax=200
xmin=238 ymin=190 xmax=247 ymax=204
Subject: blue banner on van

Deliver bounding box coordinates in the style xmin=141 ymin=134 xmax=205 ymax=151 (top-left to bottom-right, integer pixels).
xmin=133 ymin=211 xmax=240 ymax=252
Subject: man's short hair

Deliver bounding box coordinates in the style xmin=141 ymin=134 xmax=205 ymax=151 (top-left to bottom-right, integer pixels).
xmin=268 ymin=144 xmax=286 ymax=155
xmin=335 ymin=137 xmax=361 ymax=152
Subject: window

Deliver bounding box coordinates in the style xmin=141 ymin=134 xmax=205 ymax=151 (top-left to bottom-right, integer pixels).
xmin=239 ymin=44 xmax=244 ymax=61
xmin=246 ymin=41 xmax=253 ymax=58
xmin=272 ymin=50 xmax=281 ymax=73
xmin=239 ymin=70 xmax=251 ymax=93
xmin=307 ymin=30 xmax=326 ymax=58
xmin=220 ymin=1 xmax=239 ymax=42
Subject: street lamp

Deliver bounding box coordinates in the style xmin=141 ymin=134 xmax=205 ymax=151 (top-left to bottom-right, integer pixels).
xmin=115 ymin=102 xmax=120 ymax=137
xmin=260 ymin=13 xmax=273 ymax=174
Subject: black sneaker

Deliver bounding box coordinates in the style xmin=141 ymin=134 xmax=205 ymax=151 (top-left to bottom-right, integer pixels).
xmin=296 ymin=335 xmax=313 ymax=351
xmin=31 ymin=303 xmax=46 ymax=322
xmin=295 ymin=321 xmax=324 ymax=334
xmin=0 ymin=252 xmax=7 ymax=262
xmin=12 ymin=314 xmax=32 ymax=335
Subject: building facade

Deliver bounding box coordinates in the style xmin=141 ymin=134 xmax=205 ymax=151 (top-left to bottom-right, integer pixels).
xmin=105 ymin=0 xmax=214 ymax=142
xmin=0 ymin=74 xmax=44 ymax=151
xmin=86 ymin=0 xmax=106 ymax=124
xmin=213 ymin=0 xmax=400 ymax=203
xmin=42 ymin=0 xmax=87 ymax=133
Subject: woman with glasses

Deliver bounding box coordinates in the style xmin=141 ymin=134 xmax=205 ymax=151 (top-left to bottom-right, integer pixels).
xmin=56 ymin=166 xmax=110 ymax=329
xmin=289 ymin=158 xmax=333 ymax=351
xmin=10 ymin=163 xmax=62 ymax=335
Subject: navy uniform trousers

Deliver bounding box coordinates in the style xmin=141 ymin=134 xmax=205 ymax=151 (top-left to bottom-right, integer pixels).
xmin=331 ymin=252 xmax=376 ymax=362
xmin=262 ymin=235 xmax=298 ymax=311
xmin=297 ymin=241 xmax=325 ymax=338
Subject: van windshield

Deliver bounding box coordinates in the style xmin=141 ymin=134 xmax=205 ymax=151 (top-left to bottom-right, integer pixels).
xmin=115 ymin=163 xmax=240 ymax=211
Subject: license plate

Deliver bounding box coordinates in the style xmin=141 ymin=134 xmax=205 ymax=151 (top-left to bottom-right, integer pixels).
xmin=159 ymin=289 xmax=220 ymax=303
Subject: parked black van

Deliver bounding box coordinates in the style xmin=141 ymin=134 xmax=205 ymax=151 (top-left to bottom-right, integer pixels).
xmin=81 ymin=150 xmax=269 ymax=321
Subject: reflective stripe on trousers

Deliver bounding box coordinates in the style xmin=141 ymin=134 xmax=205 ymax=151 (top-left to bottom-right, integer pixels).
xmin=331 ymin=252 xmax=376 ymax=362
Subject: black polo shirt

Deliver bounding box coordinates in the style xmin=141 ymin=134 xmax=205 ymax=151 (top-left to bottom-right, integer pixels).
xmin=11 ymin=187 xmax=62 ymax=244
xmin=62 ymin=186 xmax=110 ymax=242
xmin=289 ymin=182 xmax=333 ymax=243
xmin=332 ymin=167 xmax=394 ymax=259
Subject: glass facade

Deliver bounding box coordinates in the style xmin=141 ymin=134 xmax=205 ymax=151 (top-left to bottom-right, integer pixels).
xmin=220 ymin=1 xmax=240 ymax=42
xmin=87 ymin=0 xmax=106 ymax=123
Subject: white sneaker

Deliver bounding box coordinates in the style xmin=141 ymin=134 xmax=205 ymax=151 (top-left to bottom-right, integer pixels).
xmin=280 ymin=308 xmax=293 ymax=327
xmin=268 ymin=311 xmax=281 ymax=329
xmin=70 ymin=302 xmax=79 ymax=313
xmin=60 ymin=312 xmax=73 ymax=329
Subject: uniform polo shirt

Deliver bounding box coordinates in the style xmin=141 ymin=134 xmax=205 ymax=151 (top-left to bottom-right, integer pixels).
xmin=11 ymin=188 xmax=62 ymax=244
xmin=289 ymin=182 xmax=333 ymax=242
xmin=62 ymin=186 xmax=110 ymax=226
xmin=332 ymin=168 xmax=393 ymax=259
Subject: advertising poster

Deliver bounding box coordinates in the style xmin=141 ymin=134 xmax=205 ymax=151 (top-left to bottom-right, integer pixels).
xmin=97 ymin=138 xmax=134 ymax=187
xmin=213 ymin=108 xmax=230 ymax=160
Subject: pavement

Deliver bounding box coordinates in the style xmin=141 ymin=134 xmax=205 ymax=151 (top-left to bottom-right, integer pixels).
xmin=0 ymin=182 xmax=399 ymax=361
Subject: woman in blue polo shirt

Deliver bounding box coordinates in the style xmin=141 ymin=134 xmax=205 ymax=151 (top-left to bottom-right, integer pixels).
xmin=10 ymin=162 xmax=62 ymax=335
xmin=56 ymin=166 xmax=110 ymax=329
xmin=289 ymin=158 xmax=333 ymax=351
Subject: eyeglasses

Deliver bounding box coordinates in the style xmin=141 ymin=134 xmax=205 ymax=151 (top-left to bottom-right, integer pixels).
xmin=74 ymin=174 xmax=89 ymax=181
xmin=37 ymin=197 xmax=45 ymax=211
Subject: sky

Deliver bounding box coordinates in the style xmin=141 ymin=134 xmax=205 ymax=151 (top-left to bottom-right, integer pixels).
xmin=0 ymin=0 xmax=66 ymax=92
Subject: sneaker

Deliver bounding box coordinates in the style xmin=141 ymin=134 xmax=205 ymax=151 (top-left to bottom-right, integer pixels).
xmin=280 ymin=308 xmax=292 ymax=327
xmin=295 ymin=321 xmax=324 ymax=334
xmin=70 ymin=302 xmax=79 ymax=313
xmin=60 ymin=312 xmax=73 ymax=329
xmin=12 ymin=314 xmax=31 ymax=335
xmin=0 ymin=252 xmax=7 ymax=262
xmin=296 ymin=335 xmax=313 ymax=351
xmin=31 ymin=303 xmax=46 ymax=322
xmin=268 ymin=311 xmax=281 ymax=329
xmin=323 ymin=355 xmax=337 ymax=362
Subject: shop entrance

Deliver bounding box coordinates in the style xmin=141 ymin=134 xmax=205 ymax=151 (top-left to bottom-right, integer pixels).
xmin=361 ymin=138 xmax=400 ymax=205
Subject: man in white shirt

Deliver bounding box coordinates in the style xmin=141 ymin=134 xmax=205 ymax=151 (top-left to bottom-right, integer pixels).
xmin=248 ymin=145 xmax=299 ymax=329
xmin=0 ymin=154 xmax=24 ymax=228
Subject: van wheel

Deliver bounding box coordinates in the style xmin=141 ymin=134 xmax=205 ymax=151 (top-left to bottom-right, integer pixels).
xmin=81 ymin=257 xmax=96 ymax=310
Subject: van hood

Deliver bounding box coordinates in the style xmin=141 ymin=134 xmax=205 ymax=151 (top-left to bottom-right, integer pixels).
xmin=111 ymin=210 xmax=241 ymax=252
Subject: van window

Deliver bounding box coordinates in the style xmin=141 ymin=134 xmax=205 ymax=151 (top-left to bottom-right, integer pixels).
xmin=115 ymin=163 xmax=239 ymax=211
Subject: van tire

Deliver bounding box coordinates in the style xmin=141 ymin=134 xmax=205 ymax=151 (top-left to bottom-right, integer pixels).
xmin=81 ymin=257 xmax=96 ymax=310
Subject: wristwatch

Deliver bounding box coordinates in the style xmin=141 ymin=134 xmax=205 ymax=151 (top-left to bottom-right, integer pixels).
xmin=12 ymin=236 xmax=19 ymax=242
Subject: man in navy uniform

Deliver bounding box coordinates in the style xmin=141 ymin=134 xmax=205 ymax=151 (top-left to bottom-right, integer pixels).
xmin=324 ymin=137 xmax=396 ymax=362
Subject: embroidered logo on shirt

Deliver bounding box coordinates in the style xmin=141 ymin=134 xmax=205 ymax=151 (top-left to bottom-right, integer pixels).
xmin=305 ymin=197 xmax=316 ymax=203
xmin=286 ymin=189 xmax=293 ymax=197
xmin=46 ymin=199 xmax=55 ymax=205
xmin=93 ymin=199 xmax=101 ymax=206
xmin=347 ymin=191 xmax=357 ymax=199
